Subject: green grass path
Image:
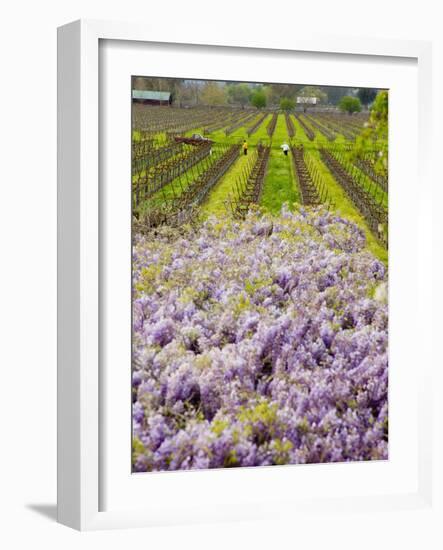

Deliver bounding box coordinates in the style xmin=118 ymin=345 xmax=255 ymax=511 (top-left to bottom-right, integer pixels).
xmin=260 ymin=114 xmax=299 ymax=213
xmin=202 ymin=114 xmax=300 ymax=217
xmin=260 ymin=149 xmax=299 ymax=214
xmin=200 ymin=152 xmax=255 ymax=218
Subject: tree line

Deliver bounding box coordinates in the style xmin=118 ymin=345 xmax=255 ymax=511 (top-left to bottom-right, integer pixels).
xmin=132 ymin=77 xmax=379 ymax=112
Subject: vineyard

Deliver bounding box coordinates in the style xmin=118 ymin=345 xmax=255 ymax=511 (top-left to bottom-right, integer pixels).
xmin=131 ymin=103 xmax=387 ymax=260
xmin=131 ymin=92 xmax=389 ymax=472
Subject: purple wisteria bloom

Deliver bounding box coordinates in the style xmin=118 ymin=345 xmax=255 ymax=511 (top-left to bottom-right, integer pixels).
xmin=131 ymin=207 xmax=388 ymax=471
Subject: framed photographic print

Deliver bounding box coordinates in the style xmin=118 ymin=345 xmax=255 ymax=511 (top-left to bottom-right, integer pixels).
xmin=129 ymin=76 xmax=389 ymax=475
xmin=57 ymin=19 xmax=435 ymax=532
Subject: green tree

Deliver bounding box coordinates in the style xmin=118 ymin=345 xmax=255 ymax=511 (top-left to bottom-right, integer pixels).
xmin=357 ymin=88 xmax=377 ymax=107
xmin=353 ymin=91 xmax=388 ymax=175
xmin=250 ymin=89 xmax=267 ymax=109
xmin=369 ymin=90 xmax=388 ymax=126
xmin=339 ymin=96 xmax=362 ymax=115
xmin=280 ymin=97 xmax=295 ymax=111
xmin=227 ymin=83 xmax=252 ymax=107
xmin=263 ymin=85 xmax=273 ymax=106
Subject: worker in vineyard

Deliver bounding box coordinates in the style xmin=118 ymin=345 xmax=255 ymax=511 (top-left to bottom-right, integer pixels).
xmin=242 ymin=140 xmax=248 ymax=156
xmin=281 ymin=142 xmax=290 ymax=156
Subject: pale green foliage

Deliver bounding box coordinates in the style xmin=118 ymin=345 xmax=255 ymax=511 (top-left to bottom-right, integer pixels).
xmin=251 ymin=89 xmax=267 ymax=109
xmin=279 ymin=97 xmax=295 ymax=111
xmin=354 ymin=91 xmax=388 ymax=175
xmin=339 ymin=96 xmax=362 ymax=115
xmin=227 ymin=83 xmax=252 ymax=107
xmin=200 ymin=82 xmax=227 ymax=106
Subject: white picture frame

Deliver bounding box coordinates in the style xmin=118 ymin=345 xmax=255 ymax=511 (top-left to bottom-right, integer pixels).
xmin=57 ymin=19 xmax=435 ymax=532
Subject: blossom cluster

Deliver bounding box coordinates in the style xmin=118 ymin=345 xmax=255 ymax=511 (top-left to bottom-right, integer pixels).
xmin=132 ymin=206 xmax=388 ymax=472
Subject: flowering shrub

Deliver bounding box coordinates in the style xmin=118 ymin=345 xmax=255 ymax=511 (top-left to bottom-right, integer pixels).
xmin=132 ymin=206 xmax=388 ymax=472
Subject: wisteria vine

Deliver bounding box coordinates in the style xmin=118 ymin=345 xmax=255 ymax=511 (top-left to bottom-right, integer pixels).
xmin=132 ymin=206 xmax=388 ymax=472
